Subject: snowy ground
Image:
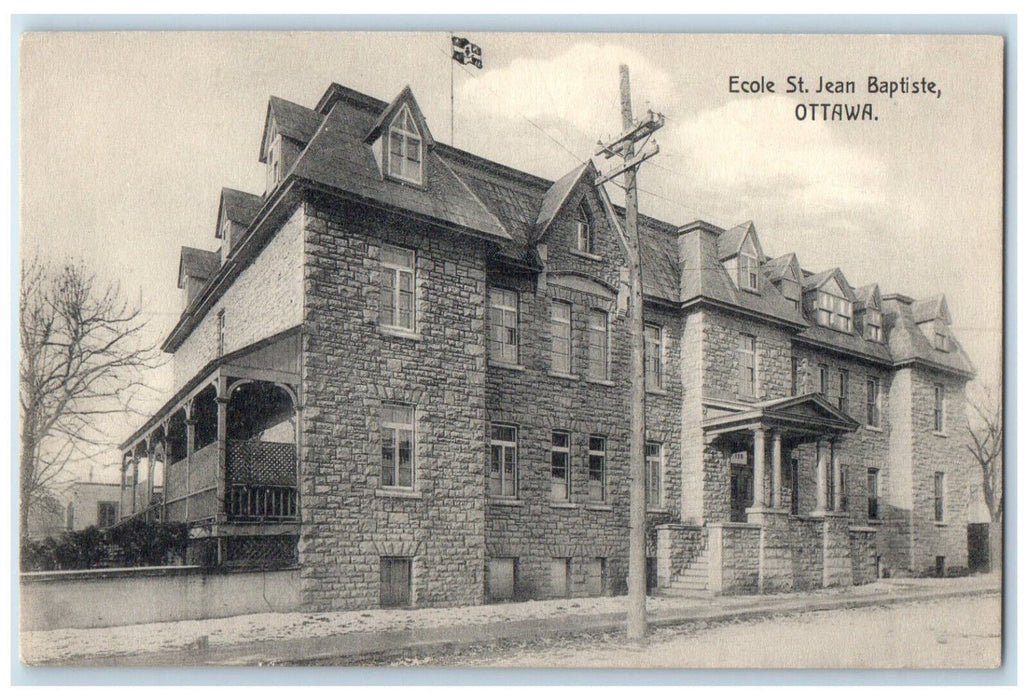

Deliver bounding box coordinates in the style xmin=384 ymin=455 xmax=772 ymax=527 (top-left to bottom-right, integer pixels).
xmin=19 ymin=574 xmax=998 ymax=665
xmin=388 ymin=594 xmax=1002 ymax=669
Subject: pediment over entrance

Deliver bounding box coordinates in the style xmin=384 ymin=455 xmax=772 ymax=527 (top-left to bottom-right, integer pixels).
xmin=702 ymin=392 xmax=859 ymax=439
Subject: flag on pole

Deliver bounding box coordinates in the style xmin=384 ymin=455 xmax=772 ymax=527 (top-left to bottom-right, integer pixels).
xmin=451 ymin=36 xmax=483 ymax=69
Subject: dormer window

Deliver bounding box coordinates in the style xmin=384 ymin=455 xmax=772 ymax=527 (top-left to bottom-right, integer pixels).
xmin=388 ymin=106 xmax=423 ymax=185
xmin=816 ymin=290 xmax=853 ymax=333
xmin=780 ymin=279 xmax=801 ymax=311
xmin=935 ymin=330 xmax=948 ymax=352
xmin=864 ymin=309 xmax=883 ymax=342
xmin=739 ymin=251 xmax=759 ymax=292
xmin=265 ymin=135 xmax=281 ymax=193
xmin=575 ymin=205 xmax=594 ymax=254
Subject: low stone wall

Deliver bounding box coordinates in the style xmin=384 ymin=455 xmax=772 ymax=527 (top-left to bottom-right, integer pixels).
xmin=655 ymin=523 xmax=705 ymax=589
xmin=20 ymin=566 xmax=300 ymax=631
xmin=849 ymin=526 xmax=878 ymax=585
xmin=708 ymin=522 xmax=760 ymax=595
xmin=788 ymin=517 xmax=824 ymax=591
xmin=823 ymin=514 xmax=854 ymax=588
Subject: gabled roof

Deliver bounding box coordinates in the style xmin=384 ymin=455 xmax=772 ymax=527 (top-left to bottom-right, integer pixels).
xmin=259 ymin=96 xmax=323 ymax=162
xmin=287 ymin=93 xmax=509 ymax=243
xmin=802 ymin=267 xmax=855 ymax=298
xmin=218 ymin=188 xmax=263 ymax=230
xmin=853 ymin=283 xmax=881 ymax=312
xmin=177 ymin=247 xmax=220 ymax=288
xmin=533 ymin=162 xmax=591 ymax=240
xmin=762 ymin=252 xmax=800 ymax=283
xmin=912 ymin=294 xmax=951 ymax=324
xmin=717 ymin=220 xmax=764 ymax=261
xmin=883 ymin=295 xmax=973 ymax=377
xmin=364 ymin=85 xmax=435 ymax=148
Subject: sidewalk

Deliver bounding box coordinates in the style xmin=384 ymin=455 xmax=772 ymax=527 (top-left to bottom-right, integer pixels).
xmin=20 ymin=572 xmax=1000 ymax=666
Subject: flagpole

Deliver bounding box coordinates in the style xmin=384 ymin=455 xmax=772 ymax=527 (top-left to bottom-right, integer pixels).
xmin=450 ymin=33 xmax=455 ymax=144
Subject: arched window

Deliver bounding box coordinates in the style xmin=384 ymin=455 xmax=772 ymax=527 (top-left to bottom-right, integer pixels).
xmin=575 ymin=204 xmax=593 ymax=254
xmin=388 ymin=105 xmax=423 ymax=185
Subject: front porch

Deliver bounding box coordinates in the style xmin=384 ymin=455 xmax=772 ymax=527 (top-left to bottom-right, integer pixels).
xmin=118 ymin=332 xmax=301 ymax=569
xmin=659 ymin=394 xmax=877 ymax=595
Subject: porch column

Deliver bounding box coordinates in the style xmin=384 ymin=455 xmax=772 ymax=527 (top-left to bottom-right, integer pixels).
xmin=831 ymin=440 xmax=842 ymax=511
xmin=185 ymin=416 xmax=196 ymax=522
xmin=216 ymin=386 xmax=229 ymax=524
xmin=771 ymin=431 xmax=783 ymax=508
xmin=815 ymin=439 xmax=828 ymax=513
xmin=752 ymin=427 xmax=766 ymax=508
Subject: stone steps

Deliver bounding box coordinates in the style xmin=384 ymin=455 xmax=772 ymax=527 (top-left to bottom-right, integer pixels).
xmin=662 ymin=553 xmax=711 ymax=596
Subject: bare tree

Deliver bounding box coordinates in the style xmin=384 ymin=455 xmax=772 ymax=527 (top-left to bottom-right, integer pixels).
xmin=967 ymin=385 xmax=1003 ymax=523
xmin=19 ymin=257 xmax=160 ymax=539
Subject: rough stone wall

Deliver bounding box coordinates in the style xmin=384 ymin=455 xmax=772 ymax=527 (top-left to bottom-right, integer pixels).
xmin=789 ymin=346 xmax=893 ymax=521
xmin=849 ymin=527 xmax=878 ymax=585
xmin=655 ymin=523 xmax=706 ymax=589
xmin=299 ymin=197 xmax=489 ymax=611
xmin=751 ymin=510 xmax=792 ymax=593
xmin=885 ymin=367 xmax=914 ymax=574
xmin=822 ymin=513 xmax=854 ymax=587
xmin=679 ymin=309 xmax=705 ymax=523
xmin=484 ymin=180 xmax=638 ymax=600
xmin=173 ymin=206 xmax=305 ymax=390
xmin=702 ymin=309 xmax=793 ymax=405
xmin=789 ymin=517 xmax=824 ymax=591
xmin=710 ymin=522 xmax=760 ymax=594
xmin=908 ymin=368 xmax=970 ymax=575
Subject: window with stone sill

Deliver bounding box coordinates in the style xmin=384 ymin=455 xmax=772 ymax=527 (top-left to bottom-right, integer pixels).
xmin=587 ymin=435 xmax=607 ymax=503
xmin=489 ymin=424 xmax=517 ymax=498
xmin=933 ymin=383 xmax=946 ymax=433
xmin=645 ymin=441 xmax=662 ymax=509
xmin=866 ymin=378 xmax=881 ymax=427
xmin=575 ymin=204 xmax=594 ymax=254
xmin=551 ymin=300 xmax=573 ymax=375
xmin=489 ymin=288 xmax=519 ymax=365
xmin=587 ymin=309 xmax=609 ymax=381
xmin=381 ymin=403 xmax=414 ymax=489
xmin=644 ymin=323 xmax=663 ymax=390
xmin=551 ymin=430 xmax=571 ymax=501
xmin=867 ymin=468 xmax=880 ymax=520
xmin=934 ymin=471 xmax=945 ymax=522
xmin=818 ymin=364 xmax=829 ymax=395
xmin=837 ymin=369 xmax=849 ymax=413
xmin=387 ymin=105 xmax=423 ymax=185
xmin=380 ymin=244 xmax=416 ymax=332
xmin=737 ymin=334 xmax=757 ymax=397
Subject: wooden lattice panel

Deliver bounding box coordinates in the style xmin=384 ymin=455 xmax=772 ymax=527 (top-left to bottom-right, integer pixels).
xmin=227 ymin=440 xmax=297 ymax=486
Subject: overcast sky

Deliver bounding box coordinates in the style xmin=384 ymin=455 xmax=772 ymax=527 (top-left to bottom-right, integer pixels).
xmin=19 ymin=32 xmax=1004 ymax=483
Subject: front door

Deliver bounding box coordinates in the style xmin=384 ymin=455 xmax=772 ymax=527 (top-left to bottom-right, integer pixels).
xmin=731 ymin=465 xmax=754 ymax=522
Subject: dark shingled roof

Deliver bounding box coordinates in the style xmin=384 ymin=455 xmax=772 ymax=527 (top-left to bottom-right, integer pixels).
xmin=220 ymin=188 xmax=263 ymax=226
xmin=265 ymin=96 xmax=323 ymax=151
xmin=679 ymin=227 xmax=807 ymax=327
xmin=287 ymin=96 xmax=510 ymax=242
xmin=534 ymin=163 xmax=590 ymax=238
xmin=762 ymin=253 xmax=798 ymax=283
xmin=716 ymin=220 xmax=756 ymax=261
xmin=795 ymin=323 xmax=893 ymax=364
xmin=911 ymin=294 xmax=950 ymax=324
xmin=177 ymin=247 xmax=220 ymax=288
xmin=853 ymin=283 xmax=880 ymax=312
xmin=884 ymin=296 xmax=973 ymax=376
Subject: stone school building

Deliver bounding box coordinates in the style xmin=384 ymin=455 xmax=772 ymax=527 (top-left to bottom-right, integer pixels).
xmin=119 ymin=81 xmax=975 ymax=610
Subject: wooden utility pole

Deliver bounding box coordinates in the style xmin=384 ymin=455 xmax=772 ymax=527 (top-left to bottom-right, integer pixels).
xmin=596 ymin=64 xmax=663 ymax=643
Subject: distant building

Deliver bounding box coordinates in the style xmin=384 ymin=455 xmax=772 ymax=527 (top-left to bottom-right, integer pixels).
xmin=66 ymin=482 xmax=121 ymax=531
xmin=121 ymin=81 xmax=975 ymax=610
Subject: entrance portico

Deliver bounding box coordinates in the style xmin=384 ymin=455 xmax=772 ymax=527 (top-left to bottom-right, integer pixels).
xmin=703 ymin=393 xmax=859 ymax=522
